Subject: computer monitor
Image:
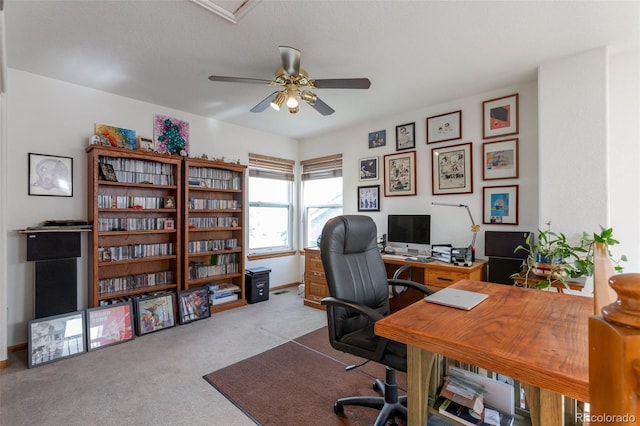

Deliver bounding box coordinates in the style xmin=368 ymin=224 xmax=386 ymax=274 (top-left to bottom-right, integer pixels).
xmin=387 ymin=214 xmax=431 ymax=247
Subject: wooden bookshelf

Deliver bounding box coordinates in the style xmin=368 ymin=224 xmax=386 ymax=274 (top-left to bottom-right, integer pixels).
xmin=86 ymin=145 xmax=182 ymax=307
xmin=183 ymin=157 xmax=247 ymax=313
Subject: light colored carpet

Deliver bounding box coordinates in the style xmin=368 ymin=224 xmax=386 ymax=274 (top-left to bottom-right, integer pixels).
xmin=0 ymin=288 xmax=326 ymax=426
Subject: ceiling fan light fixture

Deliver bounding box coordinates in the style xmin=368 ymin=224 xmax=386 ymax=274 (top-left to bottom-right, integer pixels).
xmin=286 ymin=86 xmax=299 ymax=108
xmin=288 ymin=106 xmax=299 ymax=114
xmin=270 ymin=91 xmax=286 ymax=111
xmin=299 ymin=90 xmax=317 ymax=105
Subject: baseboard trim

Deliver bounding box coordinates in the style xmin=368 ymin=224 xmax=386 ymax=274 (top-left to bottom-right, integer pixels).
xmin=269 ymin=282 xmax=300 ymax=292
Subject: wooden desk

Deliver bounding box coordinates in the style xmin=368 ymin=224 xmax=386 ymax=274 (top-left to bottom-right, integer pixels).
xmin=375 ymin=279 xmax=592 ymax=426
xmin=512 ymin=271 xmax=586 ymax=293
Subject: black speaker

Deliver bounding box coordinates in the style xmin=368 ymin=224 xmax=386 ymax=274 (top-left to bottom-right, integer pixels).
xmin=35 ymin=258 xmax=77 ymax=318
xmin=487 ymin=257 xmax=525 ymax=285
xmin=484 ymin=231 xmax=531 ymax=259
xmin=27 ymin=232 xmax=81 ymax=261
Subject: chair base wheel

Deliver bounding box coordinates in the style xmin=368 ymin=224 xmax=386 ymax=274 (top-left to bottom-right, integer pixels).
xmin=334 ymin=402 xmax=343 ymax=414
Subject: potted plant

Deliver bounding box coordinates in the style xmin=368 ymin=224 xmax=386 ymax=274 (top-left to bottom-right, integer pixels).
xmin=515 ymin=222 xmax=578 ymax=289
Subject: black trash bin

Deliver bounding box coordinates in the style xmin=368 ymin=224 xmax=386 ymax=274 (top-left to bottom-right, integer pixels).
xmin=245 ymin=267 xmax=271 ymax=304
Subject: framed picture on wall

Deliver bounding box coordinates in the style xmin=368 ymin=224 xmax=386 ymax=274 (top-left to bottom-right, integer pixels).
xmin=482 ymin=94 xmax=519 ymax=139
xmin=384 ymin=150 xmax=417 ymax=197
xmin=368 ymin=129 xmax=386 ymax=148
xmin=482 ymin=138 xmax=519 ymax=180
xmin=431 ymin=143 xmax=473 ymax=195
xmin=395 ymin=122 xmax=415 ymax=150
xmin=28 ymin=153 xmax=73 ymax=197
xmin=28 ymin=311 xmax=86 ymax=368
xmin=358 ymin=185 xmax=380 ymax=211
xmin=483 ymin=185 xmax=519 ymax=225
xmin=359 ymin=156 xmax=379 ymax=181
xmin=426 ymin=110 xmax=462 ymax=144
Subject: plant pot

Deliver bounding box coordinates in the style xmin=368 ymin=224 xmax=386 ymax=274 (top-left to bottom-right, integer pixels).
xmin=532 ymin=254 xmax=565 ymax=279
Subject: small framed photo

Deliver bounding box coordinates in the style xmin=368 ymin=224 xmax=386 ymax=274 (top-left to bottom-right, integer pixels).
xmin=395 ymin=122 xmax=415 ymax=150
xmin=368 ymin=129 xmax=386 ymax=148
xmin=164 ymin=219 xmax=175 ymax=230
xmin=28 ymin=153 xmax=73 ymax=197
xmin=163 ymin=196 xmax=175 ymax=209
xmin=86 ymin=301 xmax=134 ymax=351
xmin=483 ymin=185 xmax=519 ymax=225
xmin=138 ymin=136 xmax=155 ymax=151
xmin=177 ymin=287 xmax=211 ymax=325
xmin=384 ymin=150 xmax=417 ymax=197
xmin=134 ymin=293 xmax=176 ymax=336
xmin=431 ymin=143 xmax=473 ymax=195
xmin=98 ymin=162 xmax=118 ymax=182
xmin=28 ymin=311 xmax=86 ymax=368
xmin=483 ymin=93 xmax=519 ymax=139
xmin=358 ymin=185 xmax=380 ymax=212
xmin=426 ymin=110 xmax=462 ymax=144
xmin=359 ymin=156 xmax=379 ymax=181
xmin=483 ymin=138 xmax=519 ymax=180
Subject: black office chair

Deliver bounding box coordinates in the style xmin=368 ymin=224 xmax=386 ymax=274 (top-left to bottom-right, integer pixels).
xmin=320 ymin=215 xmax=434 ymax=426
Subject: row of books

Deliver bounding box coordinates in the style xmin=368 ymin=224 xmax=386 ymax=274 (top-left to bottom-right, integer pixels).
xmin=188 ymin=238 xmax=238 ymax=253
xmin=97 ymin=217 xmax=174 ymax=232
xmin=187 ymin=216 xmax=238 ymax=228
xmin=98 ymin=195 xmax=172 ymax=209
xmin=99 ymin=242 xmax=174 ymax=261
xmin=98 ymin=270 xmax=175 ymax=295
xmin=188 ymin=256 xmax=240 ymax=279
xmin=188 ymin=198 xmax=241 ymax=210
xmin=99 ymin=156 xmax=176 ymax=176
xmin=188 ymin=166 xmax=239 ymax=180
xmin=207 ymin=283 xmax=241 ymax=305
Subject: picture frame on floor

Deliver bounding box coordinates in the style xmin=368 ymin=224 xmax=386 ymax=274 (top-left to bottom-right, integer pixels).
xmin=177 ymin=287 xmax=211 ymax=325
xmin=86 ymin=301 xmax=135 ymax=351
xmin=28 ymin=311 xmax=86 ymax=368
xmin=134 ymin=293 xmax=176 ymax=336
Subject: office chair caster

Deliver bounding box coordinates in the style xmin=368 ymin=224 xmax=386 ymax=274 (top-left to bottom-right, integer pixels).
xmin=334 ymin=402 xmax=343 ymax=414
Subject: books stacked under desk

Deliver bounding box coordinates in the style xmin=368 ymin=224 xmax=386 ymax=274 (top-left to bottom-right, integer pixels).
xmin=434 ymin=366 xmax=515 ymax=426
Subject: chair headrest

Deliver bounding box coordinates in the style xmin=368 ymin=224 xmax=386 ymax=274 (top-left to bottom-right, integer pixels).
xmin=323 ymin=215 xmax=378 ymax=254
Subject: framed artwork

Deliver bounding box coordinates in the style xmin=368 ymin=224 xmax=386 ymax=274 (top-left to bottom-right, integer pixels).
xmin=86 ymin=302 xmax=134 ymax=351
xmin=178 ymin=287 xmax=211 ymax=324
xmin=94 ymin=123 xmax=137 ymax=149
xmin=483 ymin=138 xmax=519 ymax=180
xmin=28 ymin=311 xmax=86 ymax=368
xmin=426 ymin=110 xmax=462 ymax=144
xmin=98 ymin=162 xmax=118 ymax=182
xmin=431 ymin=143 xmax=473 ymax=195
xmin=138 ymin=136 xmax=155 ymax=151
xmin=28 ymin=153 xmax=73 ymax=197
xmin=359 ymin=156 xmax=379 ymax=181
xmin=368 ymin=129 xmax=386 ymax=148
xmin=154 ymin=114 xmax=190 ymax=155
xmin=483 ymin=185 xmax=519 ymax=225
xmin=384 ymin=150 xmax=417 ymax=197
xmin=482 ymin=93 xmax=519 ymax=139
xmin=395 ymin=122 xmax=415 ymax=150
xmin=134 ymin=293 xmax=176 ymax=336
xmin=358 ymin=185 xmax=380 ymax=212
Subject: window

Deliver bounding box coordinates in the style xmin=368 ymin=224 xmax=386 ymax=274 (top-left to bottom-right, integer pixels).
xmin=248 ymin=153 xmax=295 ymax=253
xmin=301 ymin=154 xmax=343 ymax=248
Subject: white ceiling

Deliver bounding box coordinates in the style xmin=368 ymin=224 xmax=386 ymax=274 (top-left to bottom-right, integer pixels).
xmin=4 ymin=0 xmax=639 ymax=140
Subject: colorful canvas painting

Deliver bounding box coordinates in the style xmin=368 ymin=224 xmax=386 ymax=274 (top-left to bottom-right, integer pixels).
xmin=94 ymin=124 xmax=137 ymax=149
xmin=154 ymin=115 xmax=190 ymax=155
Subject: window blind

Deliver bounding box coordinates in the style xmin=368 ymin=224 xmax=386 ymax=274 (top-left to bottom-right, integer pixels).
xmin=300 ymin=154 xmax=342 ymax=181
xmin=248 ymin=153 xmax=295 ymax=181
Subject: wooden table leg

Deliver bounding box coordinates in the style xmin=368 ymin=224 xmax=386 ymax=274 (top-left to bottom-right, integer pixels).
xmin=407 ymin=345 xmax=437 ymax=426
xmin=523 ymin=383 xmax=564 ymax=426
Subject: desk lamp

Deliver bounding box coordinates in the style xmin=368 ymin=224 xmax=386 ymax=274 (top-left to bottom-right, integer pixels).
xmin=432 ymin=202 xmax=480 ymax=262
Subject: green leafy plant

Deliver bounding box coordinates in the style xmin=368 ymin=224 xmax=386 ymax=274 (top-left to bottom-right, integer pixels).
xmin=566 ymin=226 xmax=627 ymax=278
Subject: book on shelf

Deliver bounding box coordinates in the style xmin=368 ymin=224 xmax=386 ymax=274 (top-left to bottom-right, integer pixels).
xmin=211 ymin=293 xmax=238 ymax=305
xmin=435 ymin=397 xmax=514 ymax=426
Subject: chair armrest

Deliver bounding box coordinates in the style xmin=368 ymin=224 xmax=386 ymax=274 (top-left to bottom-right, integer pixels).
xmin=388 ymin=278 xmax=434 ymax=296
xmin=321 ymin=296 xmax=385 ymax=322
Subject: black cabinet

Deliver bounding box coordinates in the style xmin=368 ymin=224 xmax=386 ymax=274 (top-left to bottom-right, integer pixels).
xmin=245 ymin=267 xmax=271 ymax=304
xmin=485 ymin=231 xmax=530 ymax=285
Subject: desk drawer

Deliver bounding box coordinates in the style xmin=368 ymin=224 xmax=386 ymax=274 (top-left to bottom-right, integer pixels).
xmin=306 ymin=278 xmax=328 ymax=301
xmin=426 ymin=269 xmax=468 ymax=287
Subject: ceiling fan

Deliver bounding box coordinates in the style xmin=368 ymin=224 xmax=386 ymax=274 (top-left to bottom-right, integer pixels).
xmin=208 ymin=46 xmax=371 ymax=116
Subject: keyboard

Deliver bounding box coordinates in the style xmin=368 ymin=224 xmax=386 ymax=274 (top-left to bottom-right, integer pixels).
xmin=406 ymin=256 xmax=434 ymax=263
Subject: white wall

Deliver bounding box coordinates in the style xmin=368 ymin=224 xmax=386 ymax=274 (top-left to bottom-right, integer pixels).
xmin=538 ymin=46 xmax=640 ymax=271
xmin=4 ymin=69 xmax=299 ymax=347
xmin=300 ymin=81 xmax=540 ymax=259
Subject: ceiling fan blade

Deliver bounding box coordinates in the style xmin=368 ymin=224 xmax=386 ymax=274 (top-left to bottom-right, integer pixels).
xmin=308 ymin=97 xmax=335 ymax=116
xmin=279 ymin=46 xmax=301 ymax=76
xmin=250 ymin=92 xmax=278 ymax=113
xmin=208 ymin=75 xmax=273 ymax=85
xmin=313 ymin=78 xmax=371 ymax=89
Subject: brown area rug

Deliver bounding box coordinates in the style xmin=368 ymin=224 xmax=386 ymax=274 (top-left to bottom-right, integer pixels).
xmin=203 ymin=327 xmax=408 ymax=426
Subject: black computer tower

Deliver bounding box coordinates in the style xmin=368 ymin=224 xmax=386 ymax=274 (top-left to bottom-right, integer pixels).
xmin=485 ymin=231 xmax=531 ymax=285
xmin=245 ymin=267 xmax=271 ymax=304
